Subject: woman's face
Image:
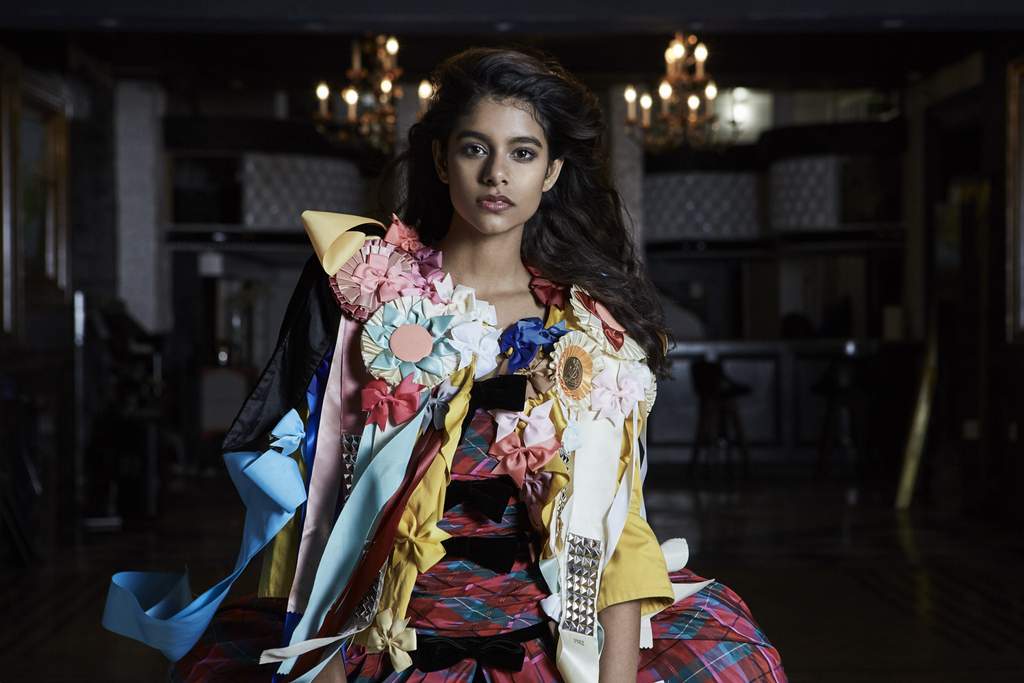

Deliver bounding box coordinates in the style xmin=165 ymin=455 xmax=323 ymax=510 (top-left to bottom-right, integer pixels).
xmin=433 ymin=96 xmax=563 ymax=238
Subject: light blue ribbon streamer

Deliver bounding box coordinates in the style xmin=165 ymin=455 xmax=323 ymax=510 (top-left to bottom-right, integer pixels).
xmin=101 ymin=409 xmax=307 ymax=661
xmin=276 ymin=401 xmax=428 ymax=676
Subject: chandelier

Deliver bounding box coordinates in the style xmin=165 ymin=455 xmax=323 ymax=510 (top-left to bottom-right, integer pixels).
xmin=624 ymin=31 xmax=729 ymax=150
xmin=313 ymin=34 xmax=405 ymax=156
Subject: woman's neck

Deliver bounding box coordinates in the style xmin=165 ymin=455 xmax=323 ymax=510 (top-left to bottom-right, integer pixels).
xmin=438 ymin=214 xmax=533 ymax=300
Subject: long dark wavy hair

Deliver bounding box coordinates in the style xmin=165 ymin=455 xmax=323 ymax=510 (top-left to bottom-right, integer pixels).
xmin=380 ymin=46 xmax=670 ymax=377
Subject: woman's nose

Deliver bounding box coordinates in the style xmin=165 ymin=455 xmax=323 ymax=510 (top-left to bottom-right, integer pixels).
xmin=481 ymin=156 xmax=509 ymax=186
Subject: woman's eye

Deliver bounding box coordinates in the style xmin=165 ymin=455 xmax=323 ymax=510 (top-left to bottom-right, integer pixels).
xmin=461 ymin=143 xmax=487 ymax=157
xmin=512 ymin=148 xmax=536 ymax=161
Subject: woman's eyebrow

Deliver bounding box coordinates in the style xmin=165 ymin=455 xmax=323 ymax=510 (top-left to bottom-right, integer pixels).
xmin=455 ymin=130 xmax=544 ymax=148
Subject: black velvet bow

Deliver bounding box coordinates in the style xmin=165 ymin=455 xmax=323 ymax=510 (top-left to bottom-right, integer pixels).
xmin=412 ymin=621 xmax=553 ymax=674
xmin=443 ymin=477 xmax=517 ymax=522
xmin=441 ymin=535 xmax=520 ymax=574
xmin=458 ymin=374 xmax=529 ymax=442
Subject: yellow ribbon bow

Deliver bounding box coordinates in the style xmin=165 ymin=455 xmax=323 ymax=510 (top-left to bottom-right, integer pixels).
xmin=366 ymin=607 xmax=417 ymax=672
xmin=394 ymin=507 xmax=451 ymax=573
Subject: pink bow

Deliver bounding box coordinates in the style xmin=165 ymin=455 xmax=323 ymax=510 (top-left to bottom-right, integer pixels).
xmin=352 ymin=253 xmax=414 ymax=302
xmin=488 ymin=433 xmax=559 ymax=488
xmin=591 ymin=367 xmax=646 ymax=425
xmin=384 ymin=214 xmax=426 ymax=253
xmin=492 ymin=399 xmax=556 ymax=444
xmin=361 ymin=375 xmax=423 ymax=430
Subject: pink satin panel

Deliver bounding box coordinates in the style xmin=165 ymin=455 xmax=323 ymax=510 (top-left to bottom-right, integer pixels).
xmin=340 ymin=317 xmax=372 ymax=432
xmin=287 ymin=317 xmax=348 ymax=614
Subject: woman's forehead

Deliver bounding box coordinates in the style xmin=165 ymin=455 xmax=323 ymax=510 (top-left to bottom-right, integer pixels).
xmin=454 ymin=96 xmax=547 ymax=144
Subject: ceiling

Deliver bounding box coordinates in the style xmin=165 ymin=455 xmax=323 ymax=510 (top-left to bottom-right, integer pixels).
xmin=2 ymin=0 xmax=1024 ymax=33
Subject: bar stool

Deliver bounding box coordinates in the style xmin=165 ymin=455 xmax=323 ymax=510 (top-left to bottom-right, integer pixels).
xmin=688 ymin=359 xmax=752 ymax=479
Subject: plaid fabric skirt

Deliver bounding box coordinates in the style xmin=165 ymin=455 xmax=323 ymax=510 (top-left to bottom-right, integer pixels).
xmin=172 ymin=412 xmax=786 ymax=682
xmin=171 ymin=567 xmax=784 ymax=682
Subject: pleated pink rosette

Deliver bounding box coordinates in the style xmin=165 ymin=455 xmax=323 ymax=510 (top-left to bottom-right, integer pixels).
xmin=330 ymin=241 xmax=419 ymax=322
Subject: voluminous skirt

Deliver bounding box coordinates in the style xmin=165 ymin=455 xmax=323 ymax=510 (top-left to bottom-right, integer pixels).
xmin=173 ymin=413 xmax=786 ymax=682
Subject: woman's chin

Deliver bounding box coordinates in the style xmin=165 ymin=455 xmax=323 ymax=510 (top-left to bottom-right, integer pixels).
xmin=464 ymin=210 xmax=524 ymax=236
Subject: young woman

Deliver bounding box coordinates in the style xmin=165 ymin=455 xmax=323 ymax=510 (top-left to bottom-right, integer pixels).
xmin=104 ymin=47 xmax=786 ymax=682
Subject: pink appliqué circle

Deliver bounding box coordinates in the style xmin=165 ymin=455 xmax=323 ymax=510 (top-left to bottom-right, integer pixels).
xmin=389 ymin=323 xmax=434 ymax=363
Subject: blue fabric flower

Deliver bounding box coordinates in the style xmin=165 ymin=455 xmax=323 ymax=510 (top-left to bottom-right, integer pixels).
xmin=363 ymin=298 xmax=457 ymax=387
xmin=498 ymin=318 xmax=568 ymax=372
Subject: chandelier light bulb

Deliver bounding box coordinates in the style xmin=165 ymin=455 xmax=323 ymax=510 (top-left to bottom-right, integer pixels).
xmin=418 ymin=80 xmax=433 ymax=99
xmin=694 ymin=43 xmax=708 ymax=62
xmin=624 ymin=85 xmax=638 ymax=103
xmin=380 ymin=78 xmax=393 ymax=94
xmin=315 ymin=82 xmax=330 ymax=101
xmin=639 ymin=93 xmax=653 ymax=110
xmin=670 ymin=40 xmax=686 ymax=61
xmin=343 ymin=87 xmax=359 ymax=105
xmin=385 ymin=36 xmax=399 ymax=55
xmin=687 ymin=94 xmax=701 ymax=111
xmin=705 ymin=81 xmax=718 ymax=100
xmin=658 ymin=81 xmax=673 ymax=100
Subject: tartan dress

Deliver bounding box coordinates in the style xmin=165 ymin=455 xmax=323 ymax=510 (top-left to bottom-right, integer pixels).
xmin=173 ymin=409 xmax=785 ymax=682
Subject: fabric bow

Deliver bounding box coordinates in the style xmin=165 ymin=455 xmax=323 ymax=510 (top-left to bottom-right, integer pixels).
xmin=443 ymin=477 xmax=517 ymax=522
xmin=498 ymin=318 xmax=568 ymax=373
xmin=393 ymin=509 xmax=451 ymax=574
xmin=366 ymin=608 xmax=417 ymax=672
xmin=488 ymin=433 xmax=559 ymax=488
xmin=414 ymin=631 xmax=526 ymax=673
xmin=575 ymin=289 xmax=625 ymax=350
xmin=414 ymin=245 xmax=443 ymax=273
xmin=441 ymin=535 xmax=519 ymax=574
xmin=520 ymin=470 xmax=554 ymax=531
xmin=351 ymin=252 xmax=414 ymax=301
xmin=526 ymin=265 xmax=568 ymax=309
xmin=361 ymin=375 xmax=423 ymax=430
xmin=590 ymin=366 xmax=647 ymax=426
xmin=383 ymin=213 xmax=426 ymax=253
xmin=492 ymin=399 xmax=556 ymax=444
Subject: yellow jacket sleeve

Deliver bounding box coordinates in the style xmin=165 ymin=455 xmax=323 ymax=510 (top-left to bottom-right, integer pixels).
xmin=596 ymin=417 xmax=674 ymax=616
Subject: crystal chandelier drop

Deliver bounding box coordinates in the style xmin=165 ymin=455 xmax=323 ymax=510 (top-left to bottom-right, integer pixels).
xmin=624 ymin=31 xmax=732 ymax=151
xmin=313 ymin=34 xmax=404 ymax=156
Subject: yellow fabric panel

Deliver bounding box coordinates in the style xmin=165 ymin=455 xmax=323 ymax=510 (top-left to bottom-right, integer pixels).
xmin=258 ymin=426 xmax=309 ymax=598
xmin=596 ymin=413 xmax=674 ymax=616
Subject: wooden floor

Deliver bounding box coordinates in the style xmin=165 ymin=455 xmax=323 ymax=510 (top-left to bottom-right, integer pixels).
xmin=2 ymin=464 xmax=1023 ymax=682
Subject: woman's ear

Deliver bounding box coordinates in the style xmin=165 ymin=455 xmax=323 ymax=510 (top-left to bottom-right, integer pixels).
xmin=431 ymin=139 xmax=449 ymax=184
xmin=542 ymin=157 xmax=564 ymax=192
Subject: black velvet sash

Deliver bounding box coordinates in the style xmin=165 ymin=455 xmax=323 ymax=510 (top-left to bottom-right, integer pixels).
xmin=458 ymin=374 xmax=528 ymax=443
xmin=221 ymin=221 xmax=387 ymax=453
xmin=412 ymin=620 xmax=554 ymax=677
xmin=443 ymin=477 xmax=518 ymax=522
xmin=440 ymin=535 xmax=523 ymax=574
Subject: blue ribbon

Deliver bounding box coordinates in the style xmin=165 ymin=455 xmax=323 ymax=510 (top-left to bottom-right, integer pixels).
xmin=499 ymin=318 xmax=568 ymax=372
xmin=101 ymin=409 xmax=308 ymax=661
xmin=276 ymin=402 xmax=428 ymax=678
xmin=303 ymin=348 xmax=333 ymax=479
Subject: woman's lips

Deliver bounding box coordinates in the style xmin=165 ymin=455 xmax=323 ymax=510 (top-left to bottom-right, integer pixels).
xmin=477 ymin=197 xmax=514 ymax=212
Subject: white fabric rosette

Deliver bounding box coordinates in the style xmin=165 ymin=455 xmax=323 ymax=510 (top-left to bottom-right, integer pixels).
xmin=443 ymin=283 xmax=501 ymax=379
xmin=568 ymin=284 xmax=646 ymax=362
